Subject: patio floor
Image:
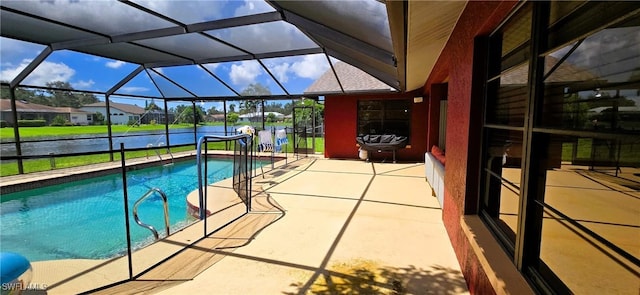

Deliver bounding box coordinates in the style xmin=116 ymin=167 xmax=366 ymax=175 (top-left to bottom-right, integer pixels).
xmin=86 ymin=156 xmax=468 ymax=294
xmin=4 ymin=155 xmax=468 ymax=294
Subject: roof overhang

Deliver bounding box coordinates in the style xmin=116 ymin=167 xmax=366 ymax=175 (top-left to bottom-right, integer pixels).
xmin=388 ymin=0 xmax=468 ymax=92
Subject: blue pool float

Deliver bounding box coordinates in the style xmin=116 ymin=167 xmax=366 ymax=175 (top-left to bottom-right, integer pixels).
xmin=0 ymin=252 xmax=32 ymax=292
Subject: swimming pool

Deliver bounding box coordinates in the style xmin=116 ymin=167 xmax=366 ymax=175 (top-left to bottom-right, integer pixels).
xmin=0 ymin=158 xmax=263 ymax=262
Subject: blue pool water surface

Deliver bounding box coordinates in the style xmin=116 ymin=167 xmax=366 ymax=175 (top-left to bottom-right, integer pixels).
xmin=0 ymin=158 xmax=258 ymax=262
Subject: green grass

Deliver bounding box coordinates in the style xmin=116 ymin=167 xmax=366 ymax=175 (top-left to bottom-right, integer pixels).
xmin=561 ymin=139 xmax=638 ymax=164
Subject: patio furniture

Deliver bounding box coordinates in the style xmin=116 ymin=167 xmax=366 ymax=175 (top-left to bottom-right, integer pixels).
xmin=425 ymin=145 xmax=445 ymax=208
xmin=275 ymin=129 xmax=288 ymax=152
xmin=356 ymin=134 xmax=408 ymax=163
xmin=258 ymin=130 xmax=274 ymax=152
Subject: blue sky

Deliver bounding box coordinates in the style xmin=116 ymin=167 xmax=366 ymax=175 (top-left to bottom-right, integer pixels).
xmin=0 ymin=0 xmax=362 ymax=111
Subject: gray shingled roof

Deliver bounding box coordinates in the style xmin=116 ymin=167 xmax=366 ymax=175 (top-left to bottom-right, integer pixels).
xmin=305 ymin=62 xmax=394 ymax=94
xmin=0 ymin=99 xmax=88 ymax=113
xmin=501 ymin=56 xmax=598 ymax=85
xmin=83 ymin=102 xmax=146 ymax=115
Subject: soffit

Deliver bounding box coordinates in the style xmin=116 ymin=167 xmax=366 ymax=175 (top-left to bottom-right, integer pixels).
xmin=405 ymin=1 xmax=468 ymax=92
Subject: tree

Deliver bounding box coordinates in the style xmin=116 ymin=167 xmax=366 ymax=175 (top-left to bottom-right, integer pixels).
xmin=239 ymin=100 xmax=258 ymax=115
xmin=51 ymin=115 xmax=68 ymax=126
xmin=229 ymin=104 xmax=236 ymax=113
xmin=145 ymin=100 xmax=162 ymax=111
xmin=207 ymin=106 xmax=222 ymax=115
xmin=226 ymin=113 xmax=239 ymax=124
xmin=266 ymin=112 xmax=277 ymax=123
xmin=293 ymin=98 xmax=324 ymax=127
xmin=93 ymin=112 xmax=105 ymax=125
xmin=174 ymin=104 xmax=205 ymax=124
xmin=1 ymin=83 xmax=53 ymax=105
xmin=239 ymin=83 xmax=270 ymax=117
xmin=240 ymin=83 xmax=270 ymax=96
xmin=264 ymin=102 xmax=285 ymax=113
xmin=45 ymin=81 xmax=99 ymax=108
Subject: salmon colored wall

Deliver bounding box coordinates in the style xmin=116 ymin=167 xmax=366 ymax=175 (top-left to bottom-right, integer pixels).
xmin=324 ymin=93 xmax=428 ymax=161
xmin=423 ymin=1 xmax=518 ymax=294
xmin=427 ymin=83 xmax=447 ymax=150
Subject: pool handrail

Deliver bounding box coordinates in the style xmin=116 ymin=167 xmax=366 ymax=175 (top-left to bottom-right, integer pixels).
xmin=158 ymin=142 xmax=174 ymax=165
xmin=133 ymin=187 xmax=170 ymax=240
xmin=196 ymin=134 xmax=252 ymax=220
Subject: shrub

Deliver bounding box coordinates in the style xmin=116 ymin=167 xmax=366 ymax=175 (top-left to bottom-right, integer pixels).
xmin=226 ymin=113 xmax=239 ymax=124
xmin=17 ymin=120 xmax=46 ymax=127
xmin=50 ymin=115 xmax=68 ymax=126
xmin=127 ymin=119 xmax=139 ymax=126
xmin=0 ymin=120 xmax=8 ymax=128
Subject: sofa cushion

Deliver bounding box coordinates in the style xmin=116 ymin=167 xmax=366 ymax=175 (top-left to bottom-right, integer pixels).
xmin=357 ymin=134 xmax=409 ymax=151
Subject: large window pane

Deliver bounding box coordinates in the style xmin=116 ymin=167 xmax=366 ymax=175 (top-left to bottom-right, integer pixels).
xmin=539 ymin=207 xmax=639 ymax=294
xmin=357 ymin=99 xmax=410 ymax=138
xmin=535 ymin=133 xmax=639 ymax=294
xmin=486 ymin=3 xmax=532 ymax=128
xmin=480 ymin=128 xmax=523 ymax=247
xmin=486 ymin=63 xmax=528 ymax=127
xmin=500 ymin=4 xmax=532 ymax=72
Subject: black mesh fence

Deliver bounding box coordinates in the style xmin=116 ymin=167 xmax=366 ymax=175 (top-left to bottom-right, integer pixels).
xmin=233 ymin=137 xmax=250 ymax=208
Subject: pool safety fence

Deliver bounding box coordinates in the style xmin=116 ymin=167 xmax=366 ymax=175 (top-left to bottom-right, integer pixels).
xmin=113 ymin=135 xmax=253 ymax=287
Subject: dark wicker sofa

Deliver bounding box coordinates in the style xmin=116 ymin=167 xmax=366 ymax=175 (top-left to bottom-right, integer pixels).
xmin=356 ymin=134 xmax=409 ymax=163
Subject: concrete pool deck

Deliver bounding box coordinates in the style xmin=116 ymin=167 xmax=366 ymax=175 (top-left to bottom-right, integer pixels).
xmin=2 ymin=154 xmax=470 ymax=294
xmin=89 ymin=156 xmax=468 ymax=294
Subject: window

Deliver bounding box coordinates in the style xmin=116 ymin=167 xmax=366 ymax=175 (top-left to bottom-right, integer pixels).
xmin=357 ymin=99 xmax=411 ymax=138
xmin=479 ymin=2 xmax=639 ymax=294
xmin=87 ymin=115 xmax=92 ymax=121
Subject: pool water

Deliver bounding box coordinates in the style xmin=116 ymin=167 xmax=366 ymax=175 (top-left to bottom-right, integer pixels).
xmin=0 ymin=158 xmax=262 ymax=262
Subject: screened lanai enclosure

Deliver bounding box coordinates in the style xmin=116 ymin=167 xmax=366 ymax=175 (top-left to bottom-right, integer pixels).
xmin=0 ymin=1 xmax=408 ymax=293
xmin=0 ymin=0 xmax=401 ymax=175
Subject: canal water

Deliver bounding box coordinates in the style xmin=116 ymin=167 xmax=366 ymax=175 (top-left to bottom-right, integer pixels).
xmin=0 ymin=125 xmax=267 ymax=156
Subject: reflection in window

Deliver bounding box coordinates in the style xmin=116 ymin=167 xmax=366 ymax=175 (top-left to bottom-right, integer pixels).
xmin=357 ymin=100 xmax=411 ymax=138
xmin=537 ymin=134 xmax=639 ymax=294
xmin=480 ymin=128 xmax=523 ymax=248
xmin=481 ymin=2 xmax=640 ymax=293
xmin=486 ymin=63 xmax=529 ymax=127
xmin=541 ymin=20 xmax=640 ymax=132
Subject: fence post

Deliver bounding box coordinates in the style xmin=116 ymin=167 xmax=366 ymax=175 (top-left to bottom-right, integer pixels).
xmin=49 ymin=152 xmax=56 ymax=169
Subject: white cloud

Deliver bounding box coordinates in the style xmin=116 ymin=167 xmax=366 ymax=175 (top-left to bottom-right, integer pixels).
xmin=0 ymin=38 xmax=47 ymax=78
xmin=202 ymin=63 xmax=220 ymax=72
xmin=72 ymin=79 xmax=95 ymax=89
xmin=119 ymin=86 xmax=149 ymax=93
xmin=134 ymin=0 xmax=225 ymax=23
xmin=0 ymin=59 xmax=75 ymax=85
xmin=106 ymin=60 xmax=125 ymax=69
xmin=271 ymin=63 xmax=291 ymax=83
xmin=230 ymin=61 xmax=261 ymax=86
xmin=233 ymin=0 xmax=274 ymax=17
xmin=291 ymin=55 xmax=330 ymax=80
